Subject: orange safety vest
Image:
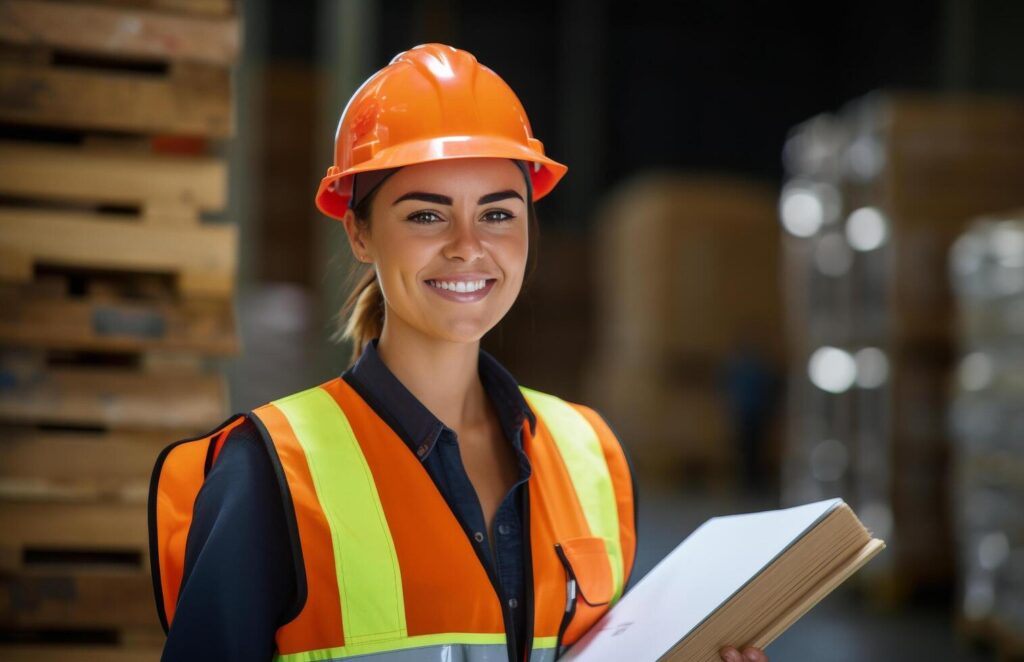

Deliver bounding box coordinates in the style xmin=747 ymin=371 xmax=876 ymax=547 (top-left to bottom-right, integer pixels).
xmin=149 ymin=376 xmax=636 ymax=661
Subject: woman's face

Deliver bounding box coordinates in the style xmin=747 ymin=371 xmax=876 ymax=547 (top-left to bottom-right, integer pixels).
xmin=347 ymin=157 xmax=529 ymax=344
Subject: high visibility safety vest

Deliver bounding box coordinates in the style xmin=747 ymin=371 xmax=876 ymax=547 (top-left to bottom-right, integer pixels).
xmin=149 ymin=376 xmax=637 ymax=662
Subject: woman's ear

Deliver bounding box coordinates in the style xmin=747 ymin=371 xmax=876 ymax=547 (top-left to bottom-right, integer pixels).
xmin=341 ymin=208 xmax=372 ymax=263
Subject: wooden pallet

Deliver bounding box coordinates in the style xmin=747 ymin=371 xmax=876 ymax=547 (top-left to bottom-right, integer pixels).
xmin=0 ymin=0 xmax=239 ymax=138
xmin=0 ymin=278 xmax=238 ymax=356
xmin=0 ymin=55 xmax=233 ymax=138
xmin=0 ymin=137 xmax=235 ymax=299
xmin=0 ymin=139 xmax=227 ymax=225
xmin=0 ymin=425 xmax=177 ymax=505
xmin=0 ymin=645 xmax=163 ymax=662
xmin=87 ymin=0 xmax=234 ymax=17
xmin=0 ymin=355 xmax=228 ymax=431
xmin=0 ymin=0 xmax=239 ymax=66
xmin=0 ymin=500 xmax=150 ymax=568
xmin=0 ymin=208 xmax=235 ymax=300
xmin=2 ymin=565 xmax=158 ymax=627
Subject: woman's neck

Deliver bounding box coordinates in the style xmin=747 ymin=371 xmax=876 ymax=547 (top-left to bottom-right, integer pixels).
xmin=376 ymin=321 xmax=489 ymax=434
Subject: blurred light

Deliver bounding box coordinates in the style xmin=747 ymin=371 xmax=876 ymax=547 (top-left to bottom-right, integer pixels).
xmin=810 ymin=439 xmax=848 ymax=482
xmin=845 ymin=207 xmax=889 ymax=251
xmin=951 ymin=234 xmax=986 ymax=277
xmin=859 ymin=501 xmax=893 ymax=540
xmin=814 ymin=233 xmax=853 ymax=277
xmin=847 ymin=135 xmax=885 ymax=181
xmin=958 ymin=352 xmax=994 ymax=391
xmin=963 ymin=578 xmax=995 ymax=620
xmin=854 ymin=347 xmax=889 ymax=388
xmin=808 ymin=346 xmax=857 ymax=393
xmin=991 ymin=221 xmax=1024 ymax=267
xmin=813 ymin=183 xmax=842 ymax=226
xmin=992 ymin=265 xmax=1024 ymax=295
xmin=978 ymin=531 xmax=1010 ymax=571
xmin=780 ymin=186 xmax=824 ymax=237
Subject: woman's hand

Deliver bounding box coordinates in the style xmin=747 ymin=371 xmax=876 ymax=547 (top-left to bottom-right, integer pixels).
xmin=719 ymin=645 xmax=768 ymax=662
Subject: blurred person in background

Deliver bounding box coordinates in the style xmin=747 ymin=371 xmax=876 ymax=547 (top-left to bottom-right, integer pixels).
xmin=721 ymin=331 xmax=782 ymax=495
xmin=149 ymin=43 xmax=768 ymax=662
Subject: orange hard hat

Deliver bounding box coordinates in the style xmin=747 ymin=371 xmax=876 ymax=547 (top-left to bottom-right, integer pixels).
xmin=315 ymin=43 xmax=568 ymax=220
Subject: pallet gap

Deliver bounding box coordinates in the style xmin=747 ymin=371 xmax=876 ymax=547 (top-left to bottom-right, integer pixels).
xmin=33 ymin=264 xmax=178 ymax=302
xmin=0 ymin=628 xmax=120 ymax=645
xmin=50 ymin=50 xmax=169 ymax=77
xmin=23 ymin=547 xmax=144 ymax=569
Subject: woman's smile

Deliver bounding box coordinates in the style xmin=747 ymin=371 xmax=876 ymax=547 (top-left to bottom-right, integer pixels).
xmin=423 ymin=276 xmax=498 ymax=302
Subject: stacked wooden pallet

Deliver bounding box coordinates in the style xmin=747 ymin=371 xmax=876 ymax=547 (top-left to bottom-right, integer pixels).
xmin=0 ymin=0 xmax=241 ymax=659
xmin=584 ymin=174 xmax=785 ymax=486
xmin=949 ymin=212 xmax=1024 ymax=659
xmin=778 ymin=93 xmax=1024 ymax=603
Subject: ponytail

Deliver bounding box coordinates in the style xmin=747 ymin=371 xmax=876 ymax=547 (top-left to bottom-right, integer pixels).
xmin=331 ymin=180 xmax=386 ymax=366
xmin=332 ymin=267 xmax=384 ymax=365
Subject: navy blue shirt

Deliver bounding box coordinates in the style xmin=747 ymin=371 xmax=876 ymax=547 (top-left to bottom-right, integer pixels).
xmin=161 ymin=338 xmax=636 ymax=661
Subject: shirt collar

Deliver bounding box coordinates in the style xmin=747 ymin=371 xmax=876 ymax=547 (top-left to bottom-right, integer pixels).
xmin=341 ymin=337 xmax=537 ymax=463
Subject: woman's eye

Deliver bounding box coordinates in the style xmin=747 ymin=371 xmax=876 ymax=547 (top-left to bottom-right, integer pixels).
xmin=483 ymin=209 xmax=515 ymax=222
xmin=408 ymin=211 xmax=443 ymax=224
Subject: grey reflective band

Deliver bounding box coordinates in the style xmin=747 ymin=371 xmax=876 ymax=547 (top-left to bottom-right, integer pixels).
xmin=274 ymin=642 xmax=556 ymax=661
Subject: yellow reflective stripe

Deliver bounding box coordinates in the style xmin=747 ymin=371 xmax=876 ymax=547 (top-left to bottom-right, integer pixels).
xmin=532 ymin=635 xmax=558 ymax=649
xmin=519 ymin=386 xmax=625 ymax=603
xmin=272 ymin=632 xmax=508 ymax=661
xmin=272 ymin=386 xmax=407 ymax=645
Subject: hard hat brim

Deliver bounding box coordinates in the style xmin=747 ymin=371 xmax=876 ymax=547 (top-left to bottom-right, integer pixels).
xmin=315 ymin=135 xmax=568 ymax=221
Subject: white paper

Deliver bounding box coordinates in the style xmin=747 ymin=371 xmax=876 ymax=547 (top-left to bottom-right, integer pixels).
xmin=560 ymin=498 xmax=844 ymax=662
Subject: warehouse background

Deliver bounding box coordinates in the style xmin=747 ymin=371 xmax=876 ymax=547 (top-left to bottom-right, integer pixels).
xmin=0 ymin=0 xmax=1022 ymax=660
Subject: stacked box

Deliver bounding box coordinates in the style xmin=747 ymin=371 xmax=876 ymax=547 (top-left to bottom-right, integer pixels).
xmin=0 ymin=0 xmax=241 ymax=659
xmin=778 ymin=93 xmax=1024 ymax=600
xmin=949 ymin=214 xmax=1024 ymax=657
xmin=584 ymin=173 xmax=785 ymax=483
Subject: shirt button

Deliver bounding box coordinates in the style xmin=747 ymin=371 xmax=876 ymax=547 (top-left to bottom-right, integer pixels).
xmin=508 ymin=598 xmax=518 ymax=609
xmin=498 ymin=523 xmax=511 ymax=535
xmin=473 ymin=531 xmax=484 ymax=543
xmin=416 ymin=444 xmax=428 ymax=457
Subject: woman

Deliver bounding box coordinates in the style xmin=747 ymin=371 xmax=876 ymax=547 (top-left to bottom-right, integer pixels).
xmin=149 ymin=43 xmax=768 ymax=662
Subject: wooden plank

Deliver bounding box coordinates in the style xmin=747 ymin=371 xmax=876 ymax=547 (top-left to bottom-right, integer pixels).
xmin=0 ymin=206 xmax=236 ymax=298
xmin=0 ymin=364 xmax=228 ymax=430
xmin=90 ymin=0 xmax=234 ymax=17
xmin=0 ymin=0 xmax=240 ymax=65
xmin=0 ymin=501 xmax=149 ymax=553
xmin=0 ymin=645 xmax=163 ymax=662
xmin=0 ymin=427 xmax=173 ymax=504
xmin=1 ymin=568 xmax=160 ymax=629
xmin=0 ymin=140 xmax=226 ymax=214
xmin=0 ymin=60 xmax=232 ymax=137
xmin=0 ymin=284 xmax=238 ymax=356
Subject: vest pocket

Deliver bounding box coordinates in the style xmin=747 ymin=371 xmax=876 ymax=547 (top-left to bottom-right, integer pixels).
xmin=553 ymin=536 xmax=614 ymax=655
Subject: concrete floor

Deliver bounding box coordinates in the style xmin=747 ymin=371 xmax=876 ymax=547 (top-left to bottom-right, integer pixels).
xmin=632 ymin=480 xmax=994 ymax=662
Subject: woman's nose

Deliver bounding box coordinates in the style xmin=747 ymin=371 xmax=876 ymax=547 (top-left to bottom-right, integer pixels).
xmin=442 ymin=217 xmax=485 ymax=261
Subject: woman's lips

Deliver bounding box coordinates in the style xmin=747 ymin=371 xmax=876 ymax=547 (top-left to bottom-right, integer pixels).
xmin=423 ymin=278 xmax=497 ymax=302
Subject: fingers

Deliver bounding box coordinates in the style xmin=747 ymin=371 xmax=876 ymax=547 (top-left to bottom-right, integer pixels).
xmin=719 ymin=646 xmax=768 ymax=662
xmin=719 ymin=647 xmax=742 ymax=662
xmin=741 ymin=646 xmax=769 ymax=662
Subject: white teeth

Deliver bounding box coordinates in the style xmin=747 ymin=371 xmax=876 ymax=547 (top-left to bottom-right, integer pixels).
xmin=428 ymin=279 xmax=488 ymax=293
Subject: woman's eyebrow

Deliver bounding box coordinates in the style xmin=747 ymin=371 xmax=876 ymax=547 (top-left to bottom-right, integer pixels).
xmin=392 ymin=190 xmax=524 ymax=206
xmin=478 ymin=190 xmax=523 ymax=204
xmin=393 ymin=191 xmax=452 ymax=206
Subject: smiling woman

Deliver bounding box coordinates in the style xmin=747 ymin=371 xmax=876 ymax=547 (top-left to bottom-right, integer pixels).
xmin=147 ymin=42 xmax=765 ymax=662
xmin=336 ymin=157 xmax=535 ymax=351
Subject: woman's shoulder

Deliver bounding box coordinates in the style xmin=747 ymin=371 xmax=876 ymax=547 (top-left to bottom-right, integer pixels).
xmin=194 ymin=414 xmax=280 ymax=511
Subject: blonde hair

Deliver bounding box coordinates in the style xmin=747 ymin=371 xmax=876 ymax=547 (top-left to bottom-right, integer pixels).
xmin=332 ymin=173 xmax=541 ymax=367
